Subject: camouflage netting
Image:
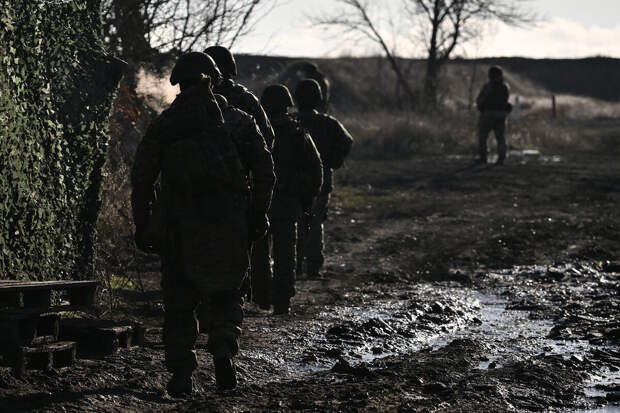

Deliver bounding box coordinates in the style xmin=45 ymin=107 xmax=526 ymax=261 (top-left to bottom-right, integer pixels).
xmin=0 ymin=0 xmax=124 ymax=281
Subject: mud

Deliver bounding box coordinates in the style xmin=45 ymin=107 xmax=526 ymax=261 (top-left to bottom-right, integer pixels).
xmin=1 ymin=155 xmax=619 ymax=412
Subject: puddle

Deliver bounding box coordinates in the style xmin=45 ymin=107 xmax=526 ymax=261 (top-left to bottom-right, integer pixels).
xmin=241 ymin=283 xmax=482 ymax=381
xmin=240 ymin=264 xmax=618 ymax=410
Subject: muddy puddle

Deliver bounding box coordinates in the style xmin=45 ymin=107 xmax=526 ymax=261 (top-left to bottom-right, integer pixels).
xmin=240 ymin=283 xmax=481 ymax=381
xmin=236 ymin=262 xmax=619 ymax=411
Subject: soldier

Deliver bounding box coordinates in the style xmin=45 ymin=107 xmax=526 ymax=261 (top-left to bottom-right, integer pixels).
xmin=204 ymin=45 xmax=275 ymax=147
xmin=294 ymin=79 xmax=353 ymax=279
xmin=212 ymin=92 xmax=277 ymax=310
xmin=131 ymin=52 xmax=274 ymax=396
xmin=292 ymin=62 xmax=330 ymax=113
xmin=255 ymin=84 xmax=323 ymax=314
xmin=205 ymin=45 xmax=275 ymax=306
xmin=476 ymin=66 xmax=512 ymax=165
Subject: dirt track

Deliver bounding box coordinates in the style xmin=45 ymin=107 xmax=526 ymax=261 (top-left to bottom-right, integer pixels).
xmin=1 ymin=154 xmax=619 ymax=412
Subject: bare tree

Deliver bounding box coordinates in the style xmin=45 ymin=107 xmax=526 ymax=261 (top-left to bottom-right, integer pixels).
xmin=313 ymin=0 xmax=418 ymax=107
xmin=103 ymin=0 xmax=272 ymax=63
xmin=315 ymin=0 xmax=534 ymax=108
xmin=407 ymin=0 xmax=534 ymax=106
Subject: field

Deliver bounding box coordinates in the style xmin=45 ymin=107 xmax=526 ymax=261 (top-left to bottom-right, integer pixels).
xmin=2 ymin=56 xmax=619 ymax=412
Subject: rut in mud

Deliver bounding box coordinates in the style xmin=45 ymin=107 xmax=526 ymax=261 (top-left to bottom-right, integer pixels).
xmin=1 ymin=155 xmax=619 ymax=412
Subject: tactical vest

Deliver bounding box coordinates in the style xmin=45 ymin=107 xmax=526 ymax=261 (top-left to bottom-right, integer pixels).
xmin=272 ymin=115 xmax=315 ymax=201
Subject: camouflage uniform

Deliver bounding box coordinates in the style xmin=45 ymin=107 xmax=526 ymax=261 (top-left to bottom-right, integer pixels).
xmin=131 ymin=85 xmax=274 ymax=375
xmin=296 ymin=109 xmax=353 ymax=277
xmin=253 ymin=112 xmax=322 ymax=310
xmin=476 ymin=70 xmax=511 ymax=164
xmin=214 ymin=99 xmax=277 ymax=308
xmin=214 ymin=79 xmax=275 ymax=148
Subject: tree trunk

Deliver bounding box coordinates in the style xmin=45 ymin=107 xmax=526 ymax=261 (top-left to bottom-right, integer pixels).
xmin=423 ymin=55 xmax=440 ymax=108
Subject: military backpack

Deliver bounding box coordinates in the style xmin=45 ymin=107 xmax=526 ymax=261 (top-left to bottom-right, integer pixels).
xmin=161 ymin=124 xmax=248 ymax=217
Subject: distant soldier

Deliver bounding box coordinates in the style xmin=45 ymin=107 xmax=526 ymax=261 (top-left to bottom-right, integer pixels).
xmin=205 ymin=45 xmax=275 ymax=148
xmin=131 ymin=52 xmax=274 ymax=396
xmin=294 ymin=79 xmax=353 ymax=278
xmin=476 ymin=66 xmax=512 ymax=165
xmin=251 ymin=84 xmax=323 ymax=314
xmin=293 ymin=62 xmax=330 ymax=113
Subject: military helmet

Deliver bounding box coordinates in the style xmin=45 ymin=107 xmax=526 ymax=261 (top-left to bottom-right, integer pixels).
xmin=261 ymin=84 xmax=294 ymax=113
xmin=298 ymin=61 xmax=318 ymax=74
xmin=488 ymin=66 xmax=503 ymax=79
xmin=294 ymin=79 xmax=323 ymax=109
xmin=170 ymin=52 xmax=222 ymax=86
xmin=204 ymin=46 xmax=237 ymax=78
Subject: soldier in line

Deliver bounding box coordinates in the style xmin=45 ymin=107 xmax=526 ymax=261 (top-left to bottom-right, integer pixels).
xmin=253 ymin=84 xmax=323 ymax=314
xmin=292 ymin=61 xmax=330 ymax=113
xmin=131 ymin=52 xmax=274 ymax=396
xmin=476 ymin=66 xmax=512 ymax=165
xmin=204 ymin=45 xmax=275 ymax=307
xmin=294 ymin=79 xmax=353 ymax=279
xmin=288 ymin=62 xmax=331 ymax=276
xmin=205 ymin=45 xmax=275 ymax=147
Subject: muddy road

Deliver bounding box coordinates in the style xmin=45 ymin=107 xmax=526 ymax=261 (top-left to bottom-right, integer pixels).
xmin=1 ymin=154 xmax=619 ymax=412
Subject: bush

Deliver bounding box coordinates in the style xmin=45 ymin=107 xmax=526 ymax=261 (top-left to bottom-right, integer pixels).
xmin=0 ymin=0 xmax=122 ymax=281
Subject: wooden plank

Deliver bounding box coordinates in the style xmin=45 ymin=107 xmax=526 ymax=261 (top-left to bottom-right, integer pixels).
xmin=0 ymin=280 xmax=98 ymax=293
xmin=0 ymin=305 xmax=90 ymax=320
xmin=10 ymin=341 xmax=76 ymax=376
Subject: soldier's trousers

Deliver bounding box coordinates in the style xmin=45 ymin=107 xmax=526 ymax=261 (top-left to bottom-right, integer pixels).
xmin=250 ymin=217 xmax=299 ymax=305
xmin=162 ymin=274 xmax=243 ymax=374
xmin=306 ymin=193 xmax=330 ymax=276
xmin=271 ymin=217 xmax=298 ymax=303
xmin=250 ymin=236 xmax=271 ymax=308
xmin=478 ymin=111 xmax=507 ymax=163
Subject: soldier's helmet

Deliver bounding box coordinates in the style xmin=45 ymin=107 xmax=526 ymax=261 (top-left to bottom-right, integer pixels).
xmin=294 ymin=79 xmax=323 ymax=109
xmin=298 ymin=61 xmax=318 ymax=74
xmin=488 ymin=66 xmax=503 ymax=80
xmin=261 ymin=84 xmax=294 ymax=114
xmin=204 ymin=46 xmax=237 ymax=79
xmin=170 ymin=52 xmax=222 ymax=86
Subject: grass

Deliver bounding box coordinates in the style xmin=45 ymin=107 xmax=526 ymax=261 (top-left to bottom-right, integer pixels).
xmin=332 ymin=185 xmax=409 ymax=210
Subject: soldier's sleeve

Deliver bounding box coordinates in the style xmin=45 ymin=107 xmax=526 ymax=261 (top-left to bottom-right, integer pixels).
xmin=246 ymin=93 xmax=276 ymax=150
xmin=242 ymin=117 xmax=275 ymax=213
xmin=476 ymin=83 xmax=489 ymax=112
xmin=504 ymin=82 xmax=511 ymax=102
xmin=330 ymin=117 xmax=354 ymax=168
xmin=130 ymin=119 xmax=164 ymax=231
xmin=304 ymin=132 xmax=323 ymax=198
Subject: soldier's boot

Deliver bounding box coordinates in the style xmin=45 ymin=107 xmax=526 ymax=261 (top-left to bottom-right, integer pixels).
xmin=166 ymin=370 xmax=193 ymax=397
xmin=214 ymin=357 xmax=237 ymax=390
xmin=273 ymin=297 xmax=290 ymax=315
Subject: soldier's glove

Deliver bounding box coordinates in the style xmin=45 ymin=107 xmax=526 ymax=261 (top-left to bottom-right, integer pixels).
xmin=249 ymin=211 xmax=270 ymax=242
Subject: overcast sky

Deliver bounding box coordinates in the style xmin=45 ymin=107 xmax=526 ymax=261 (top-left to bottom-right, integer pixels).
xmin=233 ymin=0 xmax=620 ymax=58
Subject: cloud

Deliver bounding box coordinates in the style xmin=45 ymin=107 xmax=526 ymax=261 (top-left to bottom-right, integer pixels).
xmin=478 ymin=18 xmax=620 ymax=58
